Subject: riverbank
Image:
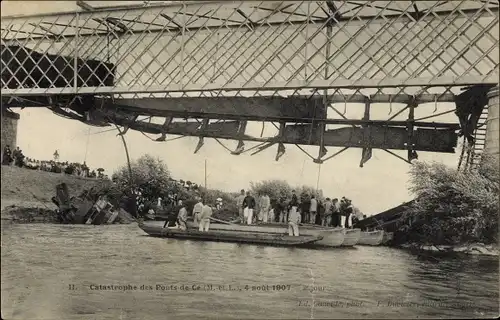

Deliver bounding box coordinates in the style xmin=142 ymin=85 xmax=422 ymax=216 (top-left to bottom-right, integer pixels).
xmin=1 ymin=166 xmax=108 ymax=209
xmin=398 ymin=243 xmax=499 ymax=257
xmin=1 ymin=166 xmax=134 ymax=224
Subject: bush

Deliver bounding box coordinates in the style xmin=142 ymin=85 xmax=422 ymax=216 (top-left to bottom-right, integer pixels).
xmin=401 ymin=155 xmax=499 ymax=246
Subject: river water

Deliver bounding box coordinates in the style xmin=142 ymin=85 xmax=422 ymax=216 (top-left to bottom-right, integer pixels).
xmin=1 ymin=222 xmax=498 ymax=319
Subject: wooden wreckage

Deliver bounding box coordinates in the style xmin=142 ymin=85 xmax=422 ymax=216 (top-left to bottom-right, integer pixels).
xmin=52 ymin=183 xmax=125 ymax=225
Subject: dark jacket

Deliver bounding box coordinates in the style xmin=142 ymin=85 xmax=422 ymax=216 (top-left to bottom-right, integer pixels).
xmin=289 ymin=194 xmax=299 ymax=208
xmin=242 ymin=196 xmax=256 ymax=209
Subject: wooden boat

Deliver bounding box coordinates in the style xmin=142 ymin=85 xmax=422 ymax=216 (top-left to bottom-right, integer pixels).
xmin=341 ymin=228 xmax=361 ymax=246
xmin=139 ymin=221 xmax=323 ymax=247
xmin=185 ymin=221 xmax=345 ymax=247
xmin=358 ymin=230 xmax=385 ymax=246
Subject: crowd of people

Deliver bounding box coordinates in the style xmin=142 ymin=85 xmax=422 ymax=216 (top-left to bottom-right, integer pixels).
xmin=2 ymin=145 xmax=107 ymax=179
xmin=236 ymin=189 xmax=364 ymax=236
xmin=155 ymin=188 xmax=364 ymax=236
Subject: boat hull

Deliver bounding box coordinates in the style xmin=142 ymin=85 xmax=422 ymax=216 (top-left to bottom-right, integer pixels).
xmin=140 ymin=222 xmax=323 ymax=247
xmin=358 ymin=230 xmax=385 ymax=246
xmin=342 ymin=228 xmax=361 ymax=246
xmin=185 ymin=221 xmax=345 ymax=247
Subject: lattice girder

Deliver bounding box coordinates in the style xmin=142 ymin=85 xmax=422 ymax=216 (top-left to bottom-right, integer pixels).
xmin=1 ymin=0 xmax=499 ymax=98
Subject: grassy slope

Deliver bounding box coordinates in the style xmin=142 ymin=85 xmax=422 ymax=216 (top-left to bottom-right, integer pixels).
xmin=1 ymin=166 xmax=108 ymax=210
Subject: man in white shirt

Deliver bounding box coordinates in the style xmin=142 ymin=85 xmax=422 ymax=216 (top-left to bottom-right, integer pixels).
xmin=199 ymin=204 xmax=213 ymax=231
xmin=288 ymin=206 xmax=301 ymax=236
xmin=259 ymin=193 xmax=271 ymax=223
xmin=177 ymin=204 xmax=188 ymax=230
xmin=192 ymin=198 xmax=204 ymax=227
xmin=309 ymin=195 xmax=318 ymax=224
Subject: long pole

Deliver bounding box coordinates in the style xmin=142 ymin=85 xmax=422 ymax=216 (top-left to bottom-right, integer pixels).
xmin=204 ymin=159 xmax=207 ymax=190
xmin=316 ymin=163 xmax=321 ymax=193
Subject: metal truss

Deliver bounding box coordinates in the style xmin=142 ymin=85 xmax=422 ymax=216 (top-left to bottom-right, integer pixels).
xmin=1 ymin=1 xmax=499 ymax=167
xmin=1 ymin=0 xmax=499 ymax=98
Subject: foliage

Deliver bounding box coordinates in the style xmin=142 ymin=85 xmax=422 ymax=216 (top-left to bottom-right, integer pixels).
xmin=112 ymin=154 xmax=174 ymax=201
xmin=250 ymin=179 xmax=325 ymax=207
xmin=111 ymin=154 xmax=238 ymax=218
xmin=401 ymin=155 xmax=499 ymax=246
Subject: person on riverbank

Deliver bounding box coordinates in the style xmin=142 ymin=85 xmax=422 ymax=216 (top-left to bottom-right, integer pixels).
xmin=177 ymin=203 xmax=188 ymax=230
xmin=2 ymin=145 xmax=12 ymax=165
xmin=236 ymin=189 xmax=245 ymax=223
xmin=259 ymin=193 xmax=270 ymax=223
xmin=242 ymin=191 xmax=256 ymax=225
xmin=309 ymin=195 xmax=318 ymax=224
xmin=192 ymin=198 xmax=204 ymax=226
xmin=199 ymin=204 xmax=213 ymax=231
xmin=288 ymin=205 xmax=300 ymax=236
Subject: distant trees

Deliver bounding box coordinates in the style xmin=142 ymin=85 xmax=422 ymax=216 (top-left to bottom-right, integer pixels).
xmin=401 ymin=154 xmax=499 ymax=246
xmin=250 ymin=179 xmax=325 ymax=204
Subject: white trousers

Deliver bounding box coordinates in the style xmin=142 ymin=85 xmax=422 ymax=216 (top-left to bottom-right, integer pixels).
xmin=244 ymin=207 xmax=254 ymax=225
xmin=260 ymin=207 xmax=269 ymax=222
xmin=288 ymin=222 xmax=299 ymax=236
xmin=199 ymin=219 xmax=210 ymax=231
xmin=268 ymin=209 xmax=275 ymax=223
xmin=340 ymin=215 xmax=353 ymax=228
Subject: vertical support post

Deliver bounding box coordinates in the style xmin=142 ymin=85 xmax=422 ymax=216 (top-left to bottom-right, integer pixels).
xmin=180 ymin=3 xmax=186 ymax=87
xmin=317 ymin=23 xmax=333 ymax=162
xmin=485 ymin=86 xmax=499 ymax=162
xmin=74 ymin=13 xmax=80 ymax=90
xmin=407 ymin=99 xmax=416 ymax=161
xmin=204 ymin=159 xmax=207 ymax=190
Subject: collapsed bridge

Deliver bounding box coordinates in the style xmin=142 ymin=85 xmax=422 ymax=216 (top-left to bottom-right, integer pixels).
xmin=1 ymin=1 xmax=499 ymax=167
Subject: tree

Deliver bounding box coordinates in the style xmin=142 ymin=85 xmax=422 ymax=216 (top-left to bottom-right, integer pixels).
xmin=401 ymin=155 xmax=499 ymax=246
xmin=112 ymin=154 xmax=174 ymax=201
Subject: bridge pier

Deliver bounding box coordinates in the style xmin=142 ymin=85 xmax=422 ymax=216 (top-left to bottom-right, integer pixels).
xmin=1 ymin=109 xmax=20 ymax=161
xmin=485 ymin=87 xmax=499 ymax=161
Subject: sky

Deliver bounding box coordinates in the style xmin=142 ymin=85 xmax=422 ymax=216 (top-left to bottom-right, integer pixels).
xmin=2 ymin=1 xmax=467 ymax=215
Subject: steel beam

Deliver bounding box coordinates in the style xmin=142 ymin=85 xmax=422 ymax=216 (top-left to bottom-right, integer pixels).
xmin=1 ymin=93 xmax=460 ymax=109
xmin=3 ymin=74 xmax=497 ymax=96
xmin=4 ymin=4 xmax=497 ymax=43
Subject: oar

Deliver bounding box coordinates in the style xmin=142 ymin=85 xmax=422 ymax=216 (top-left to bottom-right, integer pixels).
xmin=209 ymin=216 xmax=236 ymax=225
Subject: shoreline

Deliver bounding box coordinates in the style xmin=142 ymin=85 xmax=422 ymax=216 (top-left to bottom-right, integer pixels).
xmin=397 ymin=243 xmax=499 ymax=257
xmin=2 ymin=199 xmax=497 ymax=257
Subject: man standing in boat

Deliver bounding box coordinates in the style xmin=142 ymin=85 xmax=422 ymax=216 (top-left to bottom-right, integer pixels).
xmin=331 ymin=198 xmax=340 ymax=227
xmin=323 ymin=197 xmax=333 ymax=226
xmin=309 ymin=195 xmax=318 ymax=224
xmin=236 ymin=189 xmax=245 ymax=223
xmin=242 ymin=191 xmax=256 ymax=225
xmin=259 ymin=193 xmax=271 ymax=223
xmin=288 ymin=190 xmax=299 ymax=222
xmin=199 ymin=204 xmax=213 ymax=231
xmin=177 ymin=202 xmax=188 ymax=231
xmin=288 ymin=204 xmax=300 ymax=236
xmin=192 ymin=197 xmax=204 ymax=227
